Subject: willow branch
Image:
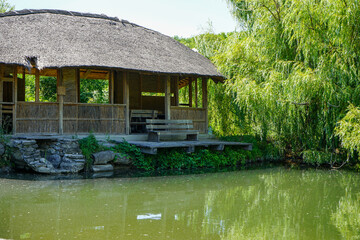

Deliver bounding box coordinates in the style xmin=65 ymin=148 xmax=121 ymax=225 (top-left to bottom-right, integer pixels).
xmin=260 ymin=3 xmax=279 ymax=22
xmin=327 ymin=103 xmax=340 ymax=108
xmin=291 ymin=102 xmax=309 ymax=106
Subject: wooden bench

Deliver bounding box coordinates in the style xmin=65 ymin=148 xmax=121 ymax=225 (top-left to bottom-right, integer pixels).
xmin=146 ymin=119 xmax=199 ymax=142
xmin=130 ymin=109 xmax=158 ymax=133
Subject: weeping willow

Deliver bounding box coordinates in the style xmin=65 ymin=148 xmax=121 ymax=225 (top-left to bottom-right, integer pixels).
xmin=177 ymin=0 xmax=360 ymax=164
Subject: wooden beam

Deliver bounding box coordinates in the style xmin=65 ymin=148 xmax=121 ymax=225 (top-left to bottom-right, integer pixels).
xmin=83 ymin=69 xmax=91 ymax=80
xmin=35 ymin=68 xmax=40 ymax=102
xmin=58 ymin=69 xmax=64 ymax=134
xmin=139 ymin=74 xmax=142 ymax=109
xmin=195 ymin=77 xmax=198 ymax=108
xmin=123 ymin=71 xmax=130 ymax=135
xmin=13 ymin=67 xmax=17 ymax=134
xmin=165 ymin=75 xmax=171 ymax=120
xmin=188 ymin=78 xmax=193 ymax=107
xmin=174 ymin=76 xmax=179 ymax=106
xmin=202 ymin=78 xmax=208 ymax=133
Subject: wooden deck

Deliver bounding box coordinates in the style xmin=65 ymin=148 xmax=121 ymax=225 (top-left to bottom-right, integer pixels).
xmin=11 ymin=134 xmax=252 ymax=155
xmin=125 ymin=140 xmax=252 ymax=155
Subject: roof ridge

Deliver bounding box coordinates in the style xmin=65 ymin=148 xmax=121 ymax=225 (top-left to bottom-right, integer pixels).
xmin=0 ymin=9 xmax=131 ymax=23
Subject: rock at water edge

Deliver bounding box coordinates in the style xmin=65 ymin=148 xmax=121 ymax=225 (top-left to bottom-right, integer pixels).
xmin=92 ymin=151 xmax=115 ymax=165
xmin=92 ymin=164 xmax=114 ymax=172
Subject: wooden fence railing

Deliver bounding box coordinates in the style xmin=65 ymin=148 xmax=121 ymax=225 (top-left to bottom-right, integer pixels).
xmin=170 ymin=106 xmax=207 ymax=133
xmin=63 ymin=103 xmax=126 ymax=134
xmin=16 ymin=102 xmax=59 ymax=133
xmin=16 ymin=103 xmax=204 ymax=134
xmin=16 ymin=102 xmax=126 ymax=134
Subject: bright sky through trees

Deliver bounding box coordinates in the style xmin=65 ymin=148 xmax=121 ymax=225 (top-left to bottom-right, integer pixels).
xmin=9 ymin=0 xmax=237 ymax=37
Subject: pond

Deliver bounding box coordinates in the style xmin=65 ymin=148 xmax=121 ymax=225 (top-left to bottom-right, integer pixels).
xmin=0 ymin=167 xmax=359 ymax=239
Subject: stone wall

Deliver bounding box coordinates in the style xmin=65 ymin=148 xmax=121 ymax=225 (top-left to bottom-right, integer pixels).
xmin=9 ymin=138 xmax=85 ymax=174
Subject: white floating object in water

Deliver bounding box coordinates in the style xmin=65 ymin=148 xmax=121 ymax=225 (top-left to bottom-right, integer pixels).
xmin=137 ymin=213 xmax=161 ymax=220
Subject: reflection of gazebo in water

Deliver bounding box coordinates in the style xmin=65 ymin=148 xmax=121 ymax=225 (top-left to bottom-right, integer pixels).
xmin=0 ymin=9 xmax=224 ymax=136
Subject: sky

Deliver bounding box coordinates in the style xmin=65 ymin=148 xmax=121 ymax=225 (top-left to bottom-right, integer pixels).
xmin=9 ymin=0 xmax=238 ymax=37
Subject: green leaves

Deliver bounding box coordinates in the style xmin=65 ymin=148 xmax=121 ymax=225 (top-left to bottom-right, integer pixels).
xmin=335 ymin=104 xmax=360 ymax=159
xmin=177 ymin=0 xmax=360 ymax=165
xmin=0 ymin=0 xmax=14 ymax=13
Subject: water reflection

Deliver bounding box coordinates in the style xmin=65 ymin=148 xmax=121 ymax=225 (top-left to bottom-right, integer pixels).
xmin=0 ymin=168 xmax=359 ymax=239
xmin=332 ymin=190 xmax=360 ymax=240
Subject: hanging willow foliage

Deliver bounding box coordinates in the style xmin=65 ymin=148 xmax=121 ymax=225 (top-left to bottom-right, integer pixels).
xmin=177 ymin=0 xmax=360 ymax=165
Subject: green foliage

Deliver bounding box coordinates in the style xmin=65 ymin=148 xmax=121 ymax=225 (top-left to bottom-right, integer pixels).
xmin=24 ymin=75 xmax=57 ymax=102
xmin=332 ymin=193 xmax=360 ymax=240
xmin=0 ymin=0 xmax=14 ymax=13
xmin=141 ymin=148 xmax=249 ymax=171
xmin=40 ymin=77 xmax=57 ymax=102
xmin=111 ymin=140 xmax=146 ymax=168
xmin=80 ymin=79 xmax=109 ymax=104
xmin=335 ymin=104 xmax=360 ymax=161
xmin=176 ymin=0 xmax=360 ymax=166
xmin=302 ymin=150 xmax=338 ymax=167
xmin=77 ymin=134 xmax=276 ymax=171
xmin=0 ymin=128 xmax=11 ymax=167
xmin=78 ymin=133 xmax=102 ymax=167
xmin=220 ymin=135 xmax=281 ymax=161
xmin=130 ymin=135 xmax=276 ymax=171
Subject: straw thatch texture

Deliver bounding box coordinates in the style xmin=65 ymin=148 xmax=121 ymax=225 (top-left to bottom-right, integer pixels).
xmin=0 ymin=9 xmax=223 ymax=79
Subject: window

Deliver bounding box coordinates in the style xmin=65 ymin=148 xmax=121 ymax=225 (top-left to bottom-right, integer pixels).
xmin=79 ymin=69 xmax=110 ymax=104
xmin=19 ymin=69 xmax=57 ymax=102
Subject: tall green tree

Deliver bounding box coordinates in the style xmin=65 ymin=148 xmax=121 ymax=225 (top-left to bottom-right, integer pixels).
xmin=0 ymin=0 xmax=14 ymax=13
xmin=215 ymin=0 xmax=360 ymax=164
xmin=178 ymin=0 xmax=360 ymax=165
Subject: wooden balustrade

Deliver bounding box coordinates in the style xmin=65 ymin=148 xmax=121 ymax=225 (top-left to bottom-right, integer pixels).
xmin=15 ymin=102 xmax=126 ymax=134
xmin=170 ymin=106 xmax=207 ymax=133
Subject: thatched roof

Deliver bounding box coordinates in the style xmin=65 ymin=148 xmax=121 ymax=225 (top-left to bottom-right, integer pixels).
xmin=0 ymin=9 xmax=224 ymax=80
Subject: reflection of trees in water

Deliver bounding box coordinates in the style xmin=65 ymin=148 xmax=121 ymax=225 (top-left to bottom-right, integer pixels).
xmin=200 ymin=170 xmax=360 ymax=240
xmin=332 ymin=190 xmax=360 ymax=240
xmin=1 ymin=169 xmax=360 ymax=239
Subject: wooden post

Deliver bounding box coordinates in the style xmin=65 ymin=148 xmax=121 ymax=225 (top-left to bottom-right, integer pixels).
xmin=35 ymin=68 xmax=40 ymax=102
xmin=58 ymin=69 xmax=64 ymax=135
xmin=13 ymin=67 xmax=17 ymax=134
xmin=75 ymin=69 xmax=80 ymax=132
xmin=76 ymin=68 xmax=80 ymax=103
xmin=202 ymin=78 xmax=208 ymax=133
xmin=139 ymin=74 xmax=142 ymax=109
xmin=110 ymin=70 xmax=114 ymax=104
xmin=0 ymin=65 xmax=3 ymax=128
xmin=164 ymin=75 xmax=171 ymax=120
xmin=195 ymin=77 xmax=198 ymax=108
xmin=123 ymin=72 xmax=130 ymax=135
xmin=174 ymin=76 xmax=179 ymax=106
xmin=188 ymin=78 xmax=193 ymax=108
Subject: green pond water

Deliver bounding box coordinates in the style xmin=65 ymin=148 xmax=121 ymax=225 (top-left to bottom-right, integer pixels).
xmin=0 ymin=167 xmax=359 ymax=240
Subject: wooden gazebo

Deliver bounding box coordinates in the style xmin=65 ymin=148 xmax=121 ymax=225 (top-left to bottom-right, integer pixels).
xmin=0 ymin=9 xmax=224 ymax=135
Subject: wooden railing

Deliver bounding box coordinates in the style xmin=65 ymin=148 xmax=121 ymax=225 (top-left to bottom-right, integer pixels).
xmin=16 ymin=102 xmax=126 ymax=134
xmin=63 ymin=103 xmax=126 ymax=134
xmin=16 ymin=103 xmax=204 ymax=134
xmin=16 ymin=102 xmax=59 ymax=133
xmin=170 ymin=106 xmax=207 ymax=133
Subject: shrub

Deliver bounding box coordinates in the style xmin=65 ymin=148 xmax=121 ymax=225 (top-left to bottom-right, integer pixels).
xmin=78 ymin=133 xmax=106 ymax=168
